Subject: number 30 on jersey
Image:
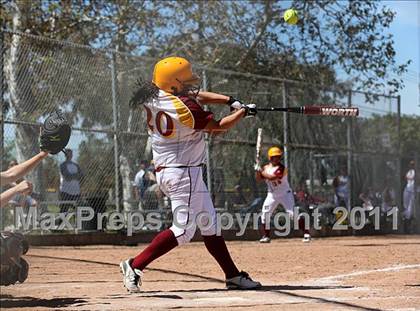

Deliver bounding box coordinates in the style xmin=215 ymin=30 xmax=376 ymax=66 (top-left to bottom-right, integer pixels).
xmin=144 ymin=106 xmax=175 ymax=137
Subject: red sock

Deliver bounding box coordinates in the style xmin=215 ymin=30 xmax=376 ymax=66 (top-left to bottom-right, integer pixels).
xmin=203 ymin=235 xmax=240 ymax=279
xmin=131 ymin=229 xmax=178 ymax=271
xmin=298 ymin=217 xmax=310 ymax=234
xmin=260 ymin=223 xmax=270 ymax=237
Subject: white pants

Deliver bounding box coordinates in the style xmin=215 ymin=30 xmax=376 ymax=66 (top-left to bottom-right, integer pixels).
xmin=260 ymin=190 xmax=295 ymax=224
xmin=403 ymin=188 xmax=415 ymax=220
xmin=156 ymin=167 xmax=216 ymax=245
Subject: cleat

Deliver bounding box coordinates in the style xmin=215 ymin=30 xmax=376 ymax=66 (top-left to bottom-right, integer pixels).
xmin=226 ymin=271 xmax=262 ymax=290
xmin=302 ymin=233 xmax=311 ymax=243
xmin=120 ymin=259 xmax=142 ymax=293
xmin=259 ymin=236 xmax=271 ymax=243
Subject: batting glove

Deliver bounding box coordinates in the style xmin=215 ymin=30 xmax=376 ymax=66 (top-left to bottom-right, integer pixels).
xmin=254 ymin=162 xmax=262 ymax=171
xmin=243 ymin=104 xmax=257 ymax=118
xmin=227 ymin=97 xmax=257 ymax=117
xmin=227 ymin=96 xmax=237 ymax=105
xmin=227 ymin=96 xmax=244 ymax=110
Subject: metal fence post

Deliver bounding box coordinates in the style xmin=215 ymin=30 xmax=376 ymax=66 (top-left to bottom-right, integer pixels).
xmin=396 ymin=95 xmax=402 ymax=217
xmin=0 ymin=30 xmax=4 ymax=229
xmin=0 ymin=30 xmax=4 ymax=177
xmin=282 ymin=82 xmax=289 ymax=172
xmin=202 ymin=69 xmax=212 ymax=196
xmin=347 ymin=90 xmax=353 ymax=212
xmin=309 ymin=150 xmax=314 ymax=194
xmin=111 ymin=52 xmax=121 ymax=213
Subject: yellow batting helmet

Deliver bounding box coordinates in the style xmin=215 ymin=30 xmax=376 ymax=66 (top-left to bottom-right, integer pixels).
xmin=152 ymin=56 xmax=200 ymax=94
xmin=268 ymin=146 xmax=283 ymax=158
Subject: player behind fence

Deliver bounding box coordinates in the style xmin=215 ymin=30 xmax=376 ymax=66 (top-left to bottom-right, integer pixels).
xmin=121 ymin=56 xmax=260 ymax=293
xmin=256 ymin=146 xmax=311 ymax=243
xmin=403 ymin=160 xmax=416 ymax=232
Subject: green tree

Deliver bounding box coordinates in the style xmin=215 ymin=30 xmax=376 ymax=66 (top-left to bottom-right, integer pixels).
xmin=2 ymin=1 xmax=409 ymax=92
xmin=400 ymin=115 xmax=420 ymax=156
xmin=1 ymin=0 xmax=411 ymax=206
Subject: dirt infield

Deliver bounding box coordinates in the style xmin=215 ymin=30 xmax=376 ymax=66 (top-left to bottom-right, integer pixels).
xmin=1 ymin=235 xmax=420 ymax=310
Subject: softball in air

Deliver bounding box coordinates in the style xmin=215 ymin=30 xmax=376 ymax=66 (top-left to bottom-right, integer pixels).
xmin=284 ymin=8 xmax=298 ymax=25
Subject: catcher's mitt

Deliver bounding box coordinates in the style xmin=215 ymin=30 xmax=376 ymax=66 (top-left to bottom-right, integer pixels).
xmin=40 ymin=109 xmax=71 ymax=155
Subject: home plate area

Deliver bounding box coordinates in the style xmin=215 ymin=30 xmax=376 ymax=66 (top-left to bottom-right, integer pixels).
xmin=1 ymin=235 xmax=419 ymax=310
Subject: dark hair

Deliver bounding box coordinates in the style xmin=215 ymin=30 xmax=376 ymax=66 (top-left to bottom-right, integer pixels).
xmin=130 ymin=77 xmax=159 ymax=108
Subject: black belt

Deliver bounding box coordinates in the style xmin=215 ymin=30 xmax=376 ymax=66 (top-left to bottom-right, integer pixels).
xmin=155 ymin=163 xmax=204 ymax=172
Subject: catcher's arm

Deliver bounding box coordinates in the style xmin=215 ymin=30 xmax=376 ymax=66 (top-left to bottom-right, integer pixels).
xmin=0 ymin=152 xmax=48 ymax=185
xmin=0 ymin=180 xmax=33 ymax=208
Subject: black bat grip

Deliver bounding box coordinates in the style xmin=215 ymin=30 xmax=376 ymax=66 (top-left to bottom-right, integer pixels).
xmin=287 ymin=107 xmax=304 ymax=114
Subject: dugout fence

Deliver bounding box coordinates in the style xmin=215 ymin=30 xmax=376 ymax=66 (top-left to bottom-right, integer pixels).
xmin=1 ymin=30 xmax=416 ymax=236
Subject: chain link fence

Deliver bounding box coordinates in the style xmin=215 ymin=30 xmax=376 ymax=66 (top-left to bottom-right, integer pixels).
xmin=1 ymin=30 xmax=417 ymax=235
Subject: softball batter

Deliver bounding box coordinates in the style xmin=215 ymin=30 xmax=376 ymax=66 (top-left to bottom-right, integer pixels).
xmin=120 ymin=56 xmax=260 ymax=293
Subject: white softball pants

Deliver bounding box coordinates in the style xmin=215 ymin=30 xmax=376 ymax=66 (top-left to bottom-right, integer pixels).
xmin=156 ymin=167 xmax=216 ymax=245
xmin=260 ymin=190 xmax=296 ymax=224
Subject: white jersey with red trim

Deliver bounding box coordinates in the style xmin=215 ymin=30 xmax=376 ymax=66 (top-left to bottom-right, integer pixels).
xmin=405 ymin=169 xmax=415 ymax=191
xmin=263 ymin=164 xmax=291 ymax=195
xmin=144 ymin=90 xmax=213 ymax=168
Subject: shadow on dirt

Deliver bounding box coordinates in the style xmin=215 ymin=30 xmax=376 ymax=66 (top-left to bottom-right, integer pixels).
xmin=23 ymin=254 xmax=386 ymax=310
xmin=0 ymin=294 xmax=87 ymax=308
xmin=140 ymin=284 xmax=353 ymax=294
xmin=344 ymin=242 xmax=420 ymax=247
xmin=27 ymin=254 xmax=224 ymax=283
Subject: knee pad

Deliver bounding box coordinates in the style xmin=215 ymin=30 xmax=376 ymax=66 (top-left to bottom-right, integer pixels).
xmin=0 ymin=232 xmax=30 ymax=286
xmin=0 ymin=257 xmax=29 ymax=286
